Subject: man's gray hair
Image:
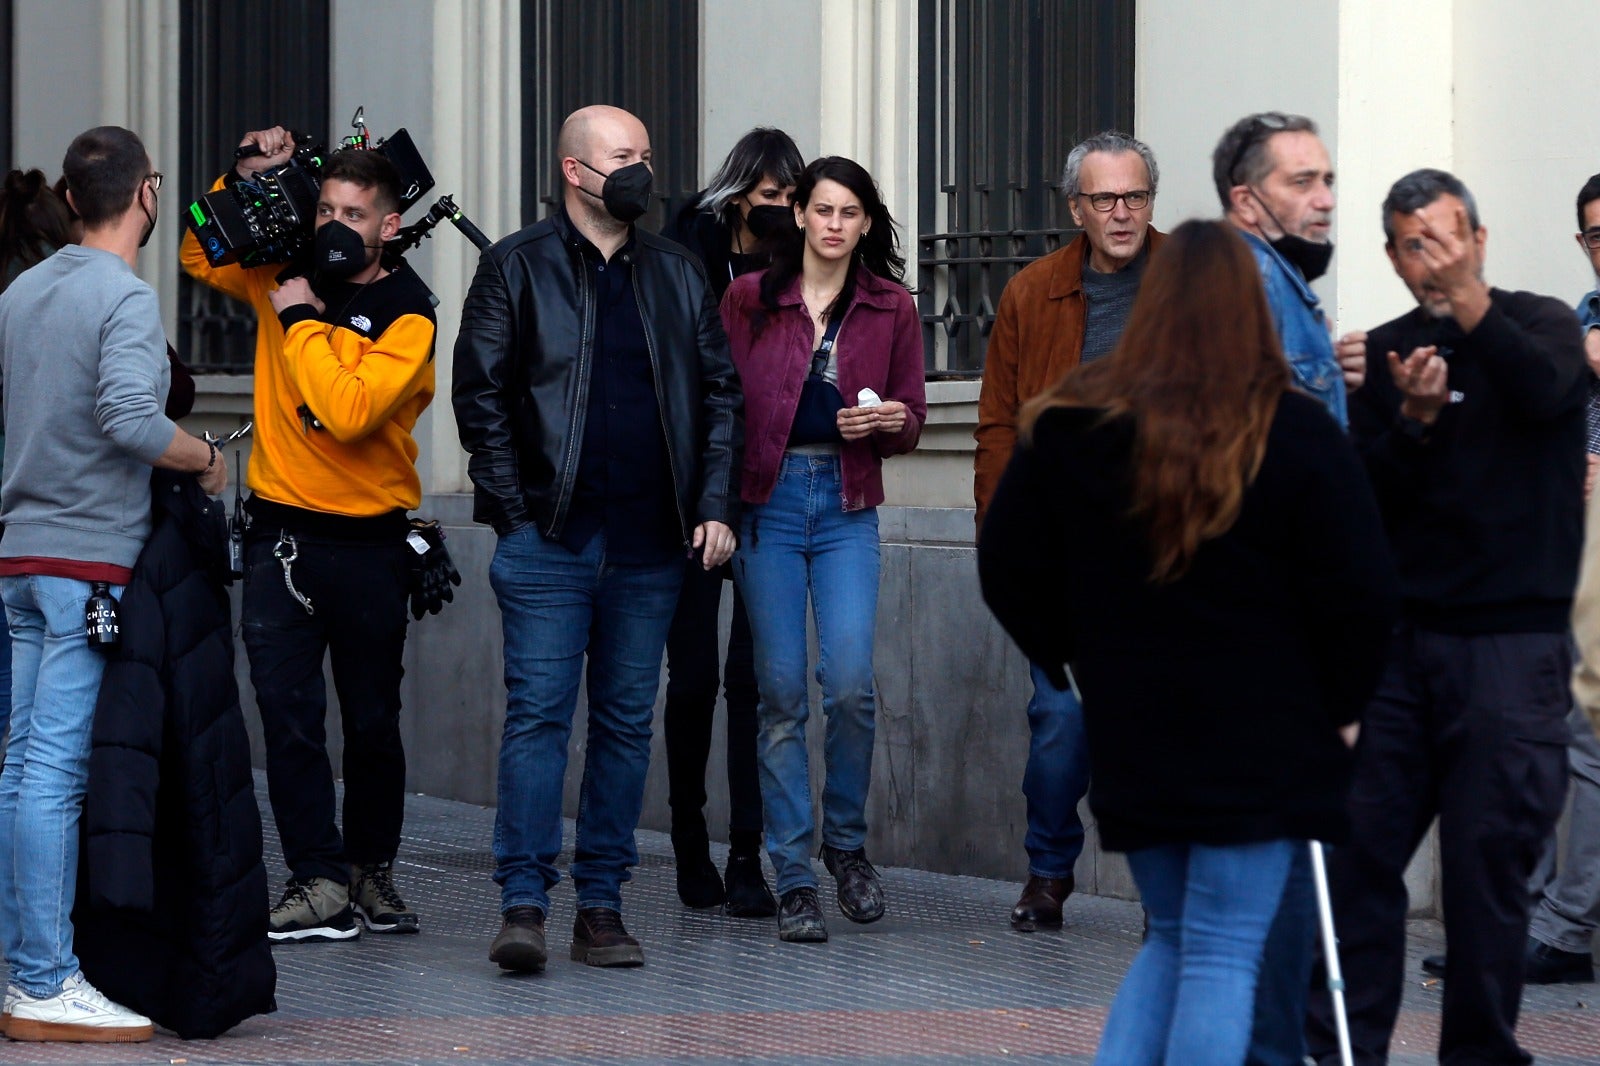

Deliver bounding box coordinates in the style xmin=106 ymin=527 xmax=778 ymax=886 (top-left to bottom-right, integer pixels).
xmin=1060 ymin=131 xmax=1160 ymax=199
xmin=1381 ymin=168 xmax=1481 ymax=244
xmin=1210 ymin=112 xmax=1318 ymax=209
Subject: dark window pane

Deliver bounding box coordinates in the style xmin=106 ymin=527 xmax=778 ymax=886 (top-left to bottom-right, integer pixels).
xmin=177 ymin=0 xmax=330 ymax=373
xmin=918 ymin=0 xmax=1134 ymax=376
xmin=520 ymin=0 xmax=698 ymax=233
xmin=0 ymin=0 xmax=11 ymax=173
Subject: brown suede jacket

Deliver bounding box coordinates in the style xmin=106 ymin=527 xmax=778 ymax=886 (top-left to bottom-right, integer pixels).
xmin=973 ymin=227 xmax=1164 ymax=532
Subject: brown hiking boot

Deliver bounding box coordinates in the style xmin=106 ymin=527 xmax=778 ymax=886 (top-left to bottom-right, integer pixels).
xmin=570 ymin=907 xmax=645 ymax=967
xmin=489 ymin=906 xmax=547 ymax=972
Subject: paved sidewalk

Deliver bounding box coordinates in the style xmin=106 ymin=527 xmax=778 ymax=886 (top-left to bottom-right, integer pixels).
xmin=4 ymin=780 xmax=1596 ymax=1064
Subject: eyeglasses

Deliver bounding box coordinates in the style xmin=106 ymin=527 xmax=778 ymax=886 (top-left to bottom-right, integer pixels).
xmin=1078 ymin=190 xmax=1152 ymax=213
xmin=1581 ymin=228 xmax=1600 ymax=250
xmin=1225 ymin=112 xmax=1291 ymax=188
xmin=145 ymin=172 xmax=163 ymax=192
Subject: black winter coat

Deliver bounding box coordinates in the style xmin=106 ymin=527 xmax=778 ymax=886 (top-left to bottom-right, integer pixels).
xmin=74 ymin=471 xmax=276 ymax=1039
xmin=452 ymin=207 xmax=743 ymax=540
xmin=979 ymin=394 xmax=1399 ymax=853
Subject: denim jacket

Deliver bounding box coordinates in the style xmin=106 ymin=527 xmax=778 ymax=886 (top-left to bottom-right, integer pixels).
xmin=1241 ymin=231 xmax=1345 ymax=428
xmin=1579 ymin=289 xmax=1600 ymax=331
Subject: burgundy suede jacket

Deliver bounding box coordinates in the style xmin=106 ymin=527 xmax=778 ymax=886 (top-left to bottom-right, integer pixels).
xmin=721 ymin=268 xmax=927 ymax=510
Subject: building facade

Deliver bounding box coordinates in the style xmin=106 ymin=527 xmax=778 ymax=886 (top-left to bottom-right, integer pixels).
xmin=4 ymin=0 xmax=1595 ymax=904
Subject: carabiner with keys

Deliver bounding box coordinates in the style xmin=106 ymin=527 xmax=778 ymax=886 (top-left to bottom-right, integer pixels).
xmin=273 ymin=532 xmax=315 ymax=615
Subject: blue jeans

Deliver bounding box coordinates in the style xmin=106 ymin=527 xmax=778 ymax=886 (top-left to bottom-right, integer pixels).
xmin=736 ymin=454 xmax=880 ymax=894
xmin=1096 ymin=838 xmax=1297 ymax=1066
xmin=1024 ymin=662 xmax=1089 ymax=878
xmin=0 ymin=607 xmax=12 ymax=741
xmin=0 ymin=575 xmax=115 ymax=997
xmin=1245 ymin=846 xmax=1316 ymax=1066
xmin=488 ymin=527 xmax=682 ymax=915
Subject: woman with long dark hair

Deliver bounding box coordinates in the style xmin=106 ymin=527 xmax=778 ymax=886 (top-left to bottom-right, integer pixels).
xmin=979 ymin=220 xmax=1397 ymax=1064
xmin=721 ymin=156 xmax=925 ymax=943
xmin=656 ymin=129 xmax=804 ymax=915
xmin=0 ymin=169 xmax=72 ymax=288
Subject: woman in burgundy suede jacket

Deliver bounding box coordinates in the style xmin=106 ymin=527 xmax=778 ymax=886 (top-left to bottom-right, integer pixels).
xmin=719 ymin=156 xmax=926 ymax=945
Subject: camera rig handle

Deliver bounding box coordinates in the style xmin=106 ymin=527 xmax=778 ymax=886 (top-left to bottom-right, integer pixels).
xmin=234 ymin=129 xmax=314 ymax=161
xmin=388 ymin=195 xmax=492 ymax=258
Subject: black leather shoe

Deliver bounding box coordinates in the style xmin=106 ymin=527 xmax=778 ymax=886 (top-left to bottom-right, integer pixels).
xmin=489 ymin=905 xmax=547 ymax=972
xmin=1525 ymin=937 xmax=1595 ymax=984
xmin=821 ymin=845 xmax=885 ymax=924
xmin=1010 ymin=874 xmax=1074 ymax=932
xmin=672 ymin=828 xmax=725 ymax=910
xmin=571 ymin=907 xmax=645 ymax=967
xmin=723 ymin=850 xmax=778 ymax=918
xmin=1420 ymin=953 xmax=1446 ymax=978
xmin=777 ymin=887 xmax=828 ymax=943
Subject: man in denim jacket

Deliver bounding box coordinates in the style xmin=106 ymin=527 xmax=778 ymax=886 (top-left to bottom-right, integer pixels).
xmin=1215 ymin=112 xmax=1363 ymax=428
xmin=1211 ymin=111 xmax=1364 ymax=1066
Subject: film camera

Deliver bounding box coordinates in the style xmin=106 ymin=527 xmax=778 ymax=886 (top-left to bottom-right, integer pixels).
xmin=184 ymin=107 xmax=437 ymax=269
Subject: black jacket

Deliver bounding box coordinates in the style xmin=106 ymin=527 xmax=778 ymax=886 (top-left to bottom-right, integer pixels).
xmin=75 ymin=471 xmax=277 ymax=1039
xmin=979 ymin=394 xmax=1398 ymax=852
xmin=1351 ymin=288 xmax=1587 ymax=633
xmin=452 ymin=209 xmax=742 ymax=539
xmin=663 ymin=199 xmax=739 ymax=301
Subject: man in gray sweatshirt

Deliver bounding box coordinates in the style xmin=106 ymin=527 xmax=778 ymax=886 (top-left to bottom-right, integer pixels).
xmin=0 ymin=125 xmax=225 ymax=1044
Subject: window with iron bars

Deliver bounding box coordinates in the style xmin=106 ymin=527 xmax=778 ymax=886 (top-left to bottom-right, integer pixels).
xmin=176 ymin=0 xmax=330 ymax=374
xmin=917 ymin=0 xmax=1134 ymax=378
xmin=0 ymin=1 xmax=11 ymax=178
xmin=520 ymin=0 xmax=698 ymax=231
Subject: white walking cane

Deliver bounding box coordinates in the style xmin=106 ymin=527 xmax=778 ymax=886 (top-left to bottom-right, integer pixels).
xmin=1309 ymin=841 xmax=1355 ymax=1066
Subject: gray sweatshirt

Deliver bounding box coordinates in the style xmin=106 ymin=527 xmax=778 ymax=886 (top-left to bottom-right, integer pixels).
xmin=0 ymin=246 xmax=176 ymax=568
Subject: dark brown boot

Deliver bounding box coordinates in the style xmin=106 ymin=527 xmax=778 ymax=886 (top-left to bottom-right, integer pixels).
xmin=489 ymin=905 xmax=547 ymax=972
xmin=570 ymin=907 xmax=645 ymax=967
xmin=1010 ymin=874 xmax=1074 ymax=932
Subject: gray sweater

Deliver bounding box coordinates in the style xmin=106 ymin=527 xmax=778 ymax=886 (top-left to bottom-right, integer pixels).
xmin=0 ymin=246 xmax=176 ymax=568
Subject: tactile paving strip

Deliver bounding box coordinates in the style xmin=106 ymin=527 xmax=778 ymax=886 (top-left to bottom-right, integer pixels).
xmin=0 ymin=777 xmax=1593 ymax=1065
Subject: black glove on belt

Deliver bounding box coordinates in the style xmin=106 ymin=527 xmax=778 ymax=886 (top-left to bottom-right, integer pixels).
xmin=406 ymin=518 xmax=462 ymax=620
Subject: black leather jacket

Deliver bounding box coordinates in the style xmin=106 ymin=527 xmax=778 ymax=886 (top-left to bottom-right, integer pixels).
xmin=452 ymin=210 xmax=742 ymax=541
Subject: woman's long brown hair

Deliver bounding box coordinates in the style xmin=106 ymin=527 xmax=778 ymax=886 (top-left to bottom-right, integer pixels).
xmin=1019 ymin=219 xmax=1291 ymax=583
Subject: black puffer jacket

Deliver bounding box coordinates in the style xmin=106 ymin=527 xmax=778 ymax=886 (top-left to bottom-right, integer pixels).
xmin=74 ymin=471 xmax=276 ymax=1039
xmin=452 ymin=207 xmax=743 ymax=539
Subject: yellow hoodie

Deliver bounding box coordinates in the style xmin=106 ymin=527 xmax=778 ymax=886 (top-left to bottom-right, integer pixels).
xmin=180 ymin=215 xmax=435 ymax=517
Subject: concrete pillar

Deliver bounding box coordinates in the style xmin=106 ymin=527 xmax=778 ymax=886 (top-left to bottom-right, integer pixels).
xmin=98 ymin=0 xmax=182 ymax=339
xmin=1332 ymin=0 xmax=1454 ymax=334
xmin=700 ymin=0 xmax=822 ymax=170
xmin=817 ymin=0 xmax=918 ymax=285
xmin=426 ymin=0 xmax=523 ymax=494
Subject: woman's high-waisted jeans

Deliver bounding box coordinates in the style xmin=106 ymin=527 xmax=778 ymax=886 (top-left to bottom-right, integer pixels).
xmin=736 ymin=454 xmax=880 ymax=894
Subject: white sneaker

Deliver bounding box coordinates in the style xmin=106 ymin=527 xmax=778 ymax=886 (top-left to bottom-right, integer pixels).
xmin=1 ymin=983 xmax=17 ymax=1033
xmin=7 ymin=972 xmax=153 ymax=1043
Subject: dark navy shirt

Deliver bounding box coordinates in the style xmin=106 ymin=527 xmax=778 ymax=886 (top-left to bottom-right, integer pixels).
xmin=561 ymin=227 xmax=680 ymax=563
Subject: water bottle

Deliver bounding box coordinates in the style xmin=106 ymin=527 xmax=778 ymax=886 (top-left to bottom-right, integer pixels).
xmin=85 ymin=581 xmax=120 ymax=651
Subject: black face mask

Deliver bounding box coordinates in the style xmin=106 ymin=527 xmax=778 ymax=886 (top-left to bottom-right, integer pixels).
xmin=314 ymin=220 xmax=373 ymax=280
xmin=743 ymin=204 xmax=792 ymax=241
xmin=577 ymin=159 xmax=653 ymax=223
xmin=1250 ymin=187 xmax=1333 ymax=282
xmin=1269 ymin=234 xmax=1335 ymax=282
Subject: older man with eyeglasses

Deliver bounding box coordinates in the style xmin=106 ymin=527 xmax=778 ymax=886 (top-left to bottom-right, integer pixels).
xmin=974 ymin=130 xmax=1163 ymax=935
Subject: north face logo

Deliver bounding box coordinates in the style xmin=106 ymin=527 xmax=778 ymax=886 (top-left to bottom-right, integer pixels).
xmin=350 ymin=315 xmax=372 ymax=332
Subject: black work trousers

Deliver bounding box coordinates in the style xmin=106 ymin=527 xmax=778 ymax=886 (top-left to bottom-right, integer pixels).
xmin=1306 ymin=627 xmax=1570 ymax=1066
xmin=242 ymin=529 xmax=411 ymax=884
xmin=663 ymin=560 xmax=763 ymax=840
